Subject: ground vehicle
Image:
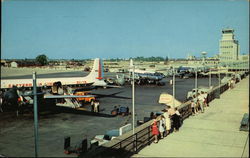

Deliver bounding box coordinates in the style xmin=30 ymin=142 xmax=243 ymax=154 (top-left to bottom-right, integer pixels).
xmin=90 ymin=124 xmax=132 ymax=146
xmin=90 ymin=129 xmax=119 ymax=146
xmin=111 ymin=106 xmax=130 ymax=116
xmin=74 ymin=91 xmax=95 ymax=104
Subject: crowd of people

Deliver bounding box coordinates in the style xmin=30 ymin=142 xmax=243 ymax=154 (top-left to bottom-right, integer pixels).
xmin=150 ymin=106 xmax=181 ymax=143
xmin=150 ymin=91 xmax=209 ymax=143
xmin=190 ymin=91 xmax=209 ymax=115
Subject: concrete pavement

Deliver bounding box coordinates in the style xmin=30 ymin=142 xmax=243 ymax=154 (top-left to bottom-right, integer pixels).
xmin=133 ymin=76 xmax=249 ymax=157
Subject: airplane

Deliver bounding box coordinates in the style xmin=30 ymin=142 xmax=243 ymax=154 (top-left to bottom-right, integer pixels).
xmin=105 ymin=74 xmax=126 ymax=86
xmin=1 ymin=58 xmax=107 ymax=90
xmin=0 ymin=58 xmax=119 ymax=113
xmin=169 ymin=66 xmax=210 ymax=78
xmin=127 ymin=59 xmax=165 ymax=85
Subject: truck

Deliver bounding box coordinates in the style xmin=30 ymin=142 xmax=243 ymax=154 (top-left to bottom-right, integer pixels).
xmin=74 ymin=91 xmax=95 ymax=104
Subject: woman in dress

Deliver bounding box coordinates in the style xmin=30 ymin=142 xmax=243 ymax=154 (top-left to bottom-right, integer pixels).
xmin=163 ymin=110 xmax=171 ymax=136
xmin=172 ymin=108 xmax=181 ymax=132
xmin=159 ymin=115 xmax=165 ymax=139
xmin=151 ymin=117 xmax=159 ymax=143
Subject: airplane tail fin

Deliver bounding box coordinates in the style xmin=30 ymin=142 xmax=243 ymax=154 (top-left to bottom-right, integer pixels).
xmin=86 ymin=58 xmax=104 ymax=80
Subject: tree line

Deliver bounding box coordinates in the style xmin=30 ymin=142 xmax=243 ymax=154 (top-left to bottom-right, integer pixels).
xmin=8 ymin=55 xmax=171 ymax=66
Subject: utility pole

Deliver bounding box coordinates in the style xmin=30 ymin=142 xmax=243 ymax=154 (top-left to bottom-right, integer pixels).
xmin=132 ymin=65 xmax=135 ymax=135
xmin=209 ymin=68 xmax=211 ymax=88
xmin=172 ymin=68 xmax=175 ymax=107
xmin=218 ymin=71 xmax=221 ymax=92
xmin=195 ymin=67 xmax=198 ymax=96
xmin=33 ymin=72 xmax=39 ymax=158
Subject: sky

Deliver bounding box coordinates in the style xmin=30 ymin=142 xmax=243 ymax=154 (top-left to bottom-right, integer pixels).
xmin=1 ymin=0 xmax=249 ymax=59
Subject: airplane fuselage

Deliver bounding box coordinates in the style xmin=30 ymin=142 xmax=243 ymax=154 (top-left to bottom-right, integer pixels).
xmin=0 ymin=58 xmax=107 ymax=90
xmin=0 ymin=77 xmax=94 ymax=89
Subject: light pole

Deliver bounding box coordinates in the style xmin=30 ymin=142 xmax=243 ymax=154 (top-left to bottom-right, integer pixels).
xmin=226 ymin=64 xmax=229 ymax=78
xmin=218 ymin=71 xmax=221 ymax=87
xmin=130 ymin=59 xmax=135 ymax=135
xmin=172 ymin=68 xmax=175 ymax=107
xmin=201 ymin=51 xmax=209 ymax=88
xmin=195 ymin=67 xmax=198 ymax=96
xmin=33 ymin=72 xmax=39 ymax=157
xmin=218 ymin=66 xmax=221 ymax=95
xmin=131 ymin=63 xmax=135 ymax=135
xmin=209 ymin=68 xmax=211 ymax=88
xmin=201 ymin=51 xmax=207 ymax=65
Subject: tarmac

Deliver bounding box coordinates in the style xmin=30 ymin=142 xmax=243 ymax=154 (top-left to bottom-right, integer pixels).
xmin=0 ymin=69 xmax=244 ymax=157
xmin=132 ymin=76 xmax=249 ymax=157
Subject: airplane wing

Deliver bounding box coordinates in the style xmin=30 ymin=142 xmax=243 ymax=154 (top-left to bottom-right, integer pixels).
xmin=44 ymin=95 xmax=95 ymax=99
xmin=91 ymin=91 xmax=131 ymax=99
xmin=105 ymin=85 xmax=122 ymax=88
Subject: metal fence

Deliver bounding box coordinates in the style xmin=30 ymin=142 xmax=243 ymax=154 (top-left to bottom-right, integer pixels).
xmin=81 ymin=122 xmax=154 ymax=158
xmin=80 ymin=73 xmax=248 ymax=158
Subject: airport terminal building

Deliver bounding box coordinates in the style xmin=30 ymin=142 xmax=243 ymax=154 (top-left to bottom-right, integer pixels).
xmin=219 ymin=29 xmax=240 ymax=62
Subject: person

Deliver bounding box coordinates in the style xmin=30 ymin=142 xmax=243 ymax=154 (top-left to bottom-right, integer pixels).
xmin=230 ymin=78 xmax=234 ymax=89
xmin=228 ymin=80 xmax=231 ymax=90
xmin=150 ymin=112 xmax=155 ymax=120
xmin=159 ymin=115 xmax=165 ymax=139
xmin=0 ymin=91 xmax=2 ymax=102
xmin=192 ymin=94 xmax=199 ymax=113
xmin=151 ymin=116 xmax=159 ymax=143
xmin=170 ymin=79 xmax=173 ymax=85
xmin=116 ymin=105 xmax=119 ymax=113
xmin=203 ymin=92 xmax=208 ymax=108
xmin=0 ymin=97 xmax=3 ymax=112
xmin=97 ymin=101 xmax=100 ymax=112
xmin=198 ymin=93 xmax=204 ymax=113
xmin=236 ymin=73 xmax=241 ymax=82
xmin=111 ymin=106 xmax=118 ymax=115
xmin=172 ymin=108 xmax=181 ymax=132
xmin=163 ymin=110 xmax=171 ymax=136
xmin=94 ymin=101 xmax=99 ymax=112
xmin=117 ymin=105 xmax=121 ymax=114
xmin=191 ymin=100 xmax=196 ymax=115
xmin=232 ymin=78 xmax=236 ymax=88
xmin=91 ymin=100 xmax=94 ymax=112
xmin=126 ymin=106 xmax=129 ymax=115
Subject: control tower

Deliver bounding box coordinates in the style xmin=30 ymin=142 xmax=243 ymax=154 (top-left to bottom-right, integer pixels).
xmin=219 ymin=29 xmax=240 ymax=62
